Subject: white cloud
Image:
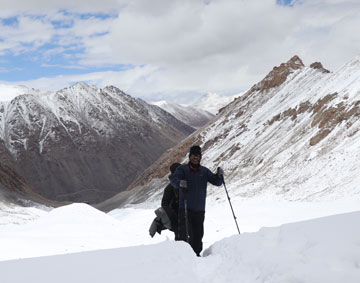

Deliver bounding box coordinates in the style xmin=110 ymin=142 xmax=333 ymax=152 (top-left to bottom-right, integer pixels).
xmin=0 ymin=0 xmax=121 ymax=16
xmin=0 ymin=16 xmax=54 ymax=55
xmin=9 ymin=64 xmax=160 ymax=95
xmin=1 ymin=0 xmax=360 ymax=102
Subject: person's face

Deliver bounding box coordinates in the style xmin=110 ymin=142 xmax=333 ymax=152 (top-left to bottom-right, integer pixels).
xmin=190 ymin=154 xmax=201 ymax=165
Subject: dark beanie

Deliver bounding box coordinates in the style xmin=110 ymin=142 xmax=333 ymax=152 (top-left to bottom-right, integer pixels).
xmin=189 ymin=145 xmax=202 ymax=157
xmin=170 ymin=162 xmax=181 ymax=174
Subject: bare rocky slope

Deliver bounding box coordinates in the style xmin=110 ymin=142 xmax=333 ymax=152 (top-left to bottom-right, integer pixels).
xmin=0 ymin=162 xmax=65 ymax=207
xmin=0 ymin=83 xmax=194 ymax=203
xmin=97 ymin=55 xmax=360 ymax=211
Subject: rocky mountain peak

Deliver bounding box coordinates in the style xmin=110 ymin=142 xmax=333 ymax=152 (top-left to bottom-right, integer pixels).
xmin=69 ymin=82 xmax=96 ymax=91
xmin=287 ymin=55 xmax=305 ymax=68
xmin=310 ymin=62 xmax=330 ymax=73
xmin=251 ymin=55 xmax=305 ymax=93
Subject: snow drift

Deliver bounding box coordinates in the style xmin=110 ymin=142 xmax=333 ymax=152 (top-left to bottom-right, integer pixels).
xmin=0 ymin=210 xmax=359 ymax=283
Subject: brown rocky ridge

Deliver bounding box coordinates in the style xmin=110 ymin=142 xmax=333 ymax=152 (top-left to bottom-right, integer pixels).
xmin=250 ymin=55 xmax=305 ymax=93
xmin=310 ymin=62 xmax=330 ymax=73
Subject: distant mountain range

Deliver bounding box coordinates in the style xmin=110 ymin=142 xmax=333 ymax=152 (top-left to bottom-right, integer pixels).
xmin=150 ymin=100 xmax=214 ymax=128
xmin=98 ymin=55 xmax=360 ymax=211
xmin=193 ymin=92 xmax=240 ymax=115
xmin=150 ymin=92 xmax=241 ymax=128
xmin=0 ymin=83 xmax=194 ymax=204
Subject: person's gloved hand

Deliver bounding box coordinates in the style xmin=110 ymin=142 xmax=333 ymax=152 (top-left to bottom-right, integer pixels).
xmin=217 ymin=167 xmax=224 ymax=178
xmin=179 ymin=180 xmax=187 ymax=188
xmin=179 ymin=180 xmax=188 ymax=194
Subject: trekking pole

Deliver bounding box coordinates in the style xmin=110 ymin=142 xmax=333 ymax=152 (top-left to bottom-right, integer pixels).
xmin=222 ymin=177 xmax=240 ymax=234
xmin=184 ymin=193 xmax=190 ymax=243
xmin=180 ymin=180 xmax=190 ymax=242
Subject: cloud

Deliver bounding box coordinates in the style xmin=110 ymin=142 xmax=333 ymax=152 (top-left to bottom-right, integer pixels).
xmin=283 ymin=0 xmax=360 ymax=68
xmin=0 ymin=0 xmax=121 ymax=16
xmin=74 ymin=0 xmax=298 ymax=96
xmin=1 ymin=0 xmax=360 ymax=102
xmin=9 ymin=64 xmax=159 ymax=94
xmin=0 ymin=16 xmax=54 ymax=55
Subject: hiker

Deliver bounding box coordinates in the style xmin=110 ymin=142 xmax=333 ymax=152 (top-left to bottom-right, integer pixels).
xmin=149 ymin=162 xmax=181 ymax=239
xmin=170 ymin=145 xmax=223 ymax=256
xmin=161 ymin=162 xmax=181 ymax=239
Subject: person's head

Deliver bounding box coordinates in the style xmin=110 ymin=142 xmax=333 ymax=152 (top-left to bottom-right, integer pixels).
xmin=189 ymin=145 xmax=201 ymax=165
xmin=170 ymin=162 xmax=181 ymax=174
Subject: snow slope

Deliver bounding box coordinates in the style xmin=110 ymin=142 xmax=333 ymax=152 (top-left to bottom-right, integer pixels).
xmin=197 ymin=55 xmax=360 ymax=201
xmin=0 ymin=201 xmax=48 ymax=225
xmin=0 ymin=203 xmax=359 ymax=283
xmin=201 ymin=211 xmax=360 ymax=283
xmin=1 ymin=199 xmax=359 ymax=260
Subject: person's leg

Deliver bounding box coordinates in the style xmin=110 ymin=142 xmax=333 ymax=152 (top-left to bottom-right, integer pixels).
xmin=173 ymin=212 xmax=180 ymax=240
xmin=178 ymin=209 xmax=195 ymax=246
xmin=187 ymin=210 xmax=195 ymax=247
xmin=190 ymin=211 xmax=205 ymax=256
xmin=177 ymin=208 xmax=187 ymax=241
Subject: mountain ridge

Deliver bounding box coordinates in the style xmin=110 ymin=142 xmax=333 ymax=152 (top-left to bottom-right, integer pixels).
xmin=97 ymin=54 xmax=360 ymax=211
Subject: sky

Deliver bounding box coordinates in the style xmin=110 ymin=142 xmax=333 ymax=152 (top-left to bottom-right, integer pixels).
xmin=0 ymin=0 xmax=360 ymax=103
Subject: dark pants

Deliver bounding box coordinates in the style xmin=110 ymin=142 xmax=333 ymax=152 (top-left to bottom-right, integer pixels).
xmin=162 ymin=206 xmax=179 ymax=240
xmin=178 ymin=208 xmax=205 ymax=256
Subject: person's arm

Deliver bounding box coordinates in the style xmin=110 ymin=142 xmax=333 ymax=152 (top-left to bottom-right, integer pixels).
xmin=170 ymin=165 xmax=185 ymax=189
xmin=207 ymin=167 xmax=223 ymax=186
xmin=161 ymin=184 xmax=173 ymax=208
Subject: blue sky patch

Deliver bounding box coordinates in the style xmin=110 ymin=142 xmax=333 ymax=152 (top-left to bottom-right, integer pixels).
xmin=276 ymin=0 xmax=293 ymax=6
xmin=78 ymin=12 xmax=117 ymax=20
xmin=0 ymin=10 xmax=121 ymax=83
xmin=1 ymin=16 xmax=19 ymax=26
xmin=0 ymin=46 xmax=132 ymax=81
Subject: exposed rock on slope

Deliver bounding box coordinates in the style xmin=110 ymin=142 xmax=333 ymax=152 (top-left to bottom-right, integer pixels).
xmin=0 ymin=162 xmax=64 ymax=207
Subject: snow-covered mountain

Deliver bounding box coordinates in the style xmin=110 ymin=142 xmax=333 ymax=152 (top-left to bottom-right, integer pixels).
xmin=98 ymin=55 xmax=360 ymax=211
xmin=0 ymin=83 xmax=194 ymax=203
xmin=193 ymin=92 xmax=240 ymax=115
xmin=151 ymin=100 xmax=214 ymax=128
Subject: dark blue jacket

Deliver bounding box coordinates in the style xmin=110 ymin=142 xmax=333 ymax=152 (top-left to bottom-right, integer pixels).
xmin=170 ymin=163 xmax=223 ymax=212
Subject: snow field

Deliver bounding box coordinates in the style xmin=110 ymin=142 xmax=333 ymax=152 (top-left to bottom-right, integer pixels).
xmin=0 ymin=202 xmax=359 ymax=283
xmin=0 ymin=199 xmax=360 ymax=283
